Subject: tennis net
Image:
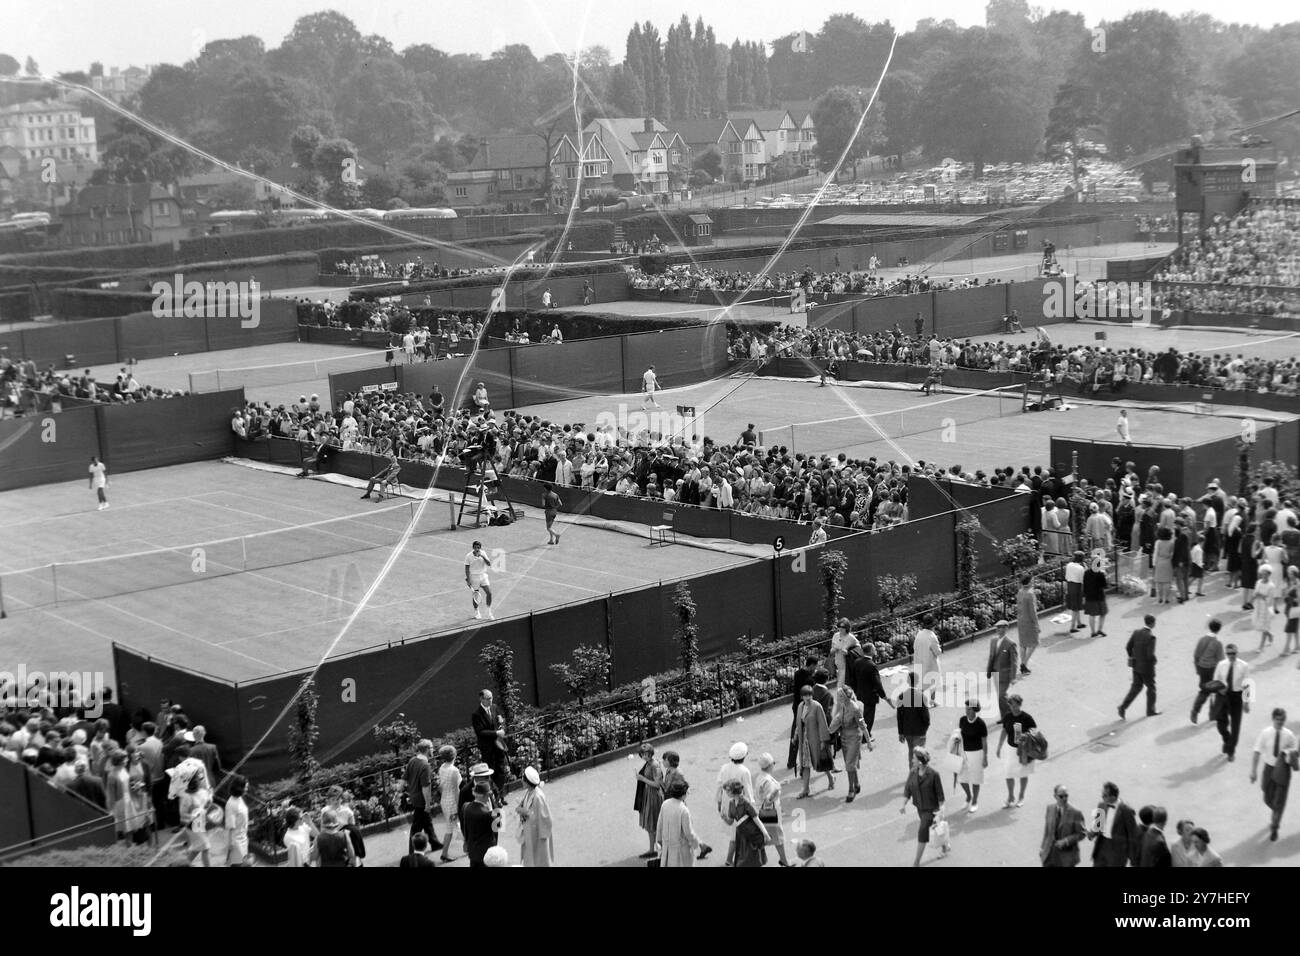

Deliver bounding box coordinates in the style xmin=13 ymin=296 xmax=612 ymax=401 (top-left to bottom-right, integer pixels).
xmin=759 ymin=384 xmax=1027 ymax=454
xmin=188 ymin=349 xmax=394 ymax=393
xmin=1 ymin=499 xmax=454 ymax=612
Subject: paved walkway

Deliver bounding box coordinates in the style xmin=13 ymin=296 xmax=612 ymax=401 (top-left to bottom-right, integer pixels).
xmin=351 ymin=572 xmax=1298 ymax=867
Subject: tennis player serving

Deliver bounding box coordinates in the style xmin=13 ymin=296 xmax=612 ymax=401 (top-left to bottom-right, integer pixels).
xmin=465 ymin=540 xmax=495 ymax=620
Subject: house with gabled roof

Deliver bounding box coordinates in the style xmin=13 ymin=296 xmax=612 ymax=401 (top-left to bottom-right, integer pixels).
xmin=455 ymin=133 xmax=556 ymax=212
xmin=731 ymin=109 xmax=799 ymax=176
xmin=581 ymin=118 xmax=689 ymax=198
xmin=784 ymin=107 xmax=818 ymax=168
xmin=671 ymin=119 xmax=752 ymax=184
xmin=551 ymin=131 xmax=616 ymax=203
xmin=58 ymin=182 xmax=189 ymax=246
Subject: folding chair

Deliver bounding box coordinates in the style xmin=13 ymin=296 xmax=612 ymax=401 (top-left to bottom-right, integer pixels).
xmin=650 ymin=511 xmax=677 ymax=546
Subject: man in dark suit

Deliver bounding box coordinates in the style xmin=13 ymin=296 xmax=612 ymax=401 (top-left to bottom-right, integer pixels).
xmin=986 ymin=621 xmax=1019 ymax=720
xmin=846 ymin=647 xmax=891 ymax=735
xmin=1089 ymin=781 xmax=1140 ymax=867
xmin=810 ymin=669 xmax=834 ymax=724
xmin=1138 ymin=806 xmax=1173 ymax=866
xmin=1041 ymin=784 xmax=1087 ymax=867
xmin=399 ymin=832 xmax=437 ymax=868
xmin=66 ymin=759 xmax=107 ymax=809
xmin=1119 ymin=614 xmax=1160 ymax=719
xmin=462 ymin=781 xmax=499 ymax=868
xmin=472 ymin=689 xmax=507 ymax=802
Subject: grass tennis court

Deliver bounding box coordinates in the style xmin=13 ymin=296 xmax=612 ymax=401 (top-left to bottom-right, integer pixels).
xmin=512 ymin=371 xmax=1276 ymax=471
xmin=0 ymin=461 xmax=753 ymax=682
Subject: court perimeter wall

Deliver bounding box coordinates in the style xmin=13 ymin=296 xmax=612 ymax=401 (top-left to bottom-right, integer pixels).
xmin=0 ymin=389 xmax=245 ymax=491
xmin=114 ymin=438 xmax=1032 ymax=778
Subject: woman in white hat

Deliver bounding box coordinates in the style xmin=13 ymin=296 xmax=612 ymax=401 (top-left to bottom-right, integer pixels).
xmin=167 ymin=757 xmax=212 ymax=867
xmin=516 ymin=766 xmax=553 ymax=867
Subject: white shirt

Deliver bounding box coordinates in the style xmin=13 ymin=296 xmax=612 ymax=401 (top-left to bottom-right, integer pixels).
xmin=1211 ymin=656 xmax=1251 ymax=693
xmin=1116 ymin=414 xmax=1130 ymax=441
xmin=643 ymin=369 xmax=658 ymax=391
xmin=1065 ymin=561 xmax=1085 ymax=584
xmin=715 ymin=762 xmax=754 ymax=807
xmin=1253 ymin=726 xmax=1298 ymax=766
xmin=464 ymin=551 xmax=492 ymax=577
xmin=89 ymin=462 xmax=107 ymax=488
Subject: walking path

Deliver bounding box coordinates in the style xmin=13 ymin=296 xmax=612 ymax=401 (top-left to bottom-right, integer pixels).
xmin=350 ymin=572 xmax=1299 ymax=867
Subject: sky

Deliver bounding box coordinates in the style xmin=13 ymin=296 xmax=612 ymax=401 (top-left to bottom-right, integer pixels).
xmin=6 ymin=0 xmax=1297 ymax=74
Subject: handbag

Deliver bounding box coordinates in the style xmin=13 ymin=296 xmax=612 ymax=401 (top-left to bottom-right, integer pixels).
xmin=930 ymin=816 xmax=951 ymax=847
xmin=815 ymin=741 xmax=835 ymax=773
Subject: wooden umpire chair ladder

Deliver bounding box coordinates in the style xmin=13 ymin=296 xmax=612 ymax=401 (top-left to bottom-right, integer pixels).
xmin=650 ymin=510 xmax=677 ymax=546
xmin=456 ymin=454 xmax=520 ymax=529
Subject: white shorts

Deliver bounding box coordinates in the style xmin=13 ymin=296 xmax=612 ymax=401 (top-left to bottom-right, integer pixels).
xmin=470 ymin=574 xmax=490 ymax=590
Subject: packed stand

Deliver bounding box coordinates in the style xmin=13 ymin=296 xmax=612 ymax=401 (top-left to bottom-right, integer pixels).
xmin=1 ymin=358 xmax=189 ymax=417
xmin=631 ymin=264 xmax=1002 ymax=298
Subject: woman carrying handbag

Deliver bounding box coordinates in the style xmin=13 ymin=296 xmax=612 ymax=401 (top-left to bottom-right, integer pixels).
xmin=722 ymin=779 xmax=768 ymax=867
xmin=793 ymin=684 xmax=835 ymax=799
xmin=829 ymin=685 xmax=871 ymax=803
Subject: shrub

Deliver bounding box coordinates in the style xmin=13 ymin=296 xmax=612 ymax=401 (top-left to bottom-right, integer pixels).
xmin=549 ymin=644 xmax=612 ymax=706
xmin=287 ymin=677 xmax=320 ymax=787
xmin=936 ymin=615 xmax=978 ymax=644
xmin=877 ymin=573 xmax=918 ymax=616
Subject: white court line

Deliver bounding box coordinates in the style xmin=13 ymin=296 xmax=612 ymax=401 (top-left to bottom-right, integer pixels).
xmin=0 ymin=488 xmax=243 ymax=532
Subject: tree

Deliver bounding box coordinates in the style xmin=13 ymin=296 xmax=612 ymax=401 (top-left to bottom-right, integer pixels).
xmin=286 ymin=676 xmax=320 ymax=786
xmin=549 ymin=644 xmax=612 ymax=707
xmin=237 ymin=146 xmax=281 ymax=176
xmin=372 ymin=713 xmax=422 ymax=758
xmin=290 ymin=125 xmax=324 ymax=170
xmin=478 ymin=641 xmax=525 ymax=722
xmin=312 ymin=137 xmax=361 ymax=208
xmin=1044 ymin=82 xmax=1105 ymax=188
xmin=672 ymin=582 xmax=700 ymax=674
xmin=692 ymin=145 xmax=722 ymax=179
xmin=209 ymin=179 xmax=257 ymax=210
xmin=811 ymin=87 xmax=866 ymax=176
xmin=137 ymin=64 xmax=201 ymax=133
xmin=0 ymin=54 xmax=20 ymax=76
xmin=1222 ymin=25 xmax=1300 ymax=122
xmin=956 ymin=516 xmax=981 ymax=599
xmin=607 ymin=64 xmax=645 ymax=116
xmin=818 ymin=549 xmax=849 ymax=635
xmin=666 ymin=15 xmax=700 ymax=120
xmin=360 ymin=169 xmax=408 ymax=208
xmin=877 ymin=573 xmax=918 ymax=616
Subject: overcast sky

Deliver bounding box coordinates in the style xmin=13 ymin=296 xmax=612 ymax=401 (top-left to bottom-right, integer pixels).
xmin=8 ymin=0 xmax=1297 ymax=74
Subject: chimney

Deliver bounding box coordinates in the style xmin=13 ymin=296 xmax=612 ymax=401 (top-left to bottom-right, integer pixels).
xmin=479 ymin=138 xmax=490 ymax=164
xmin=644 ymin=117 xmax=654 ymax=134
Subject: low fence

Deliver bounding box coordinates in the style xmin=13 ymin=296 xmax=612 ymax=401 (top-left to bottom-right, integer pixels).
xmin=0 ymin=389 xmax=245 ymax=491
xmin=114 ymin=437 xmax=1031 ymax=779
xmin=326 ymin=322 xmax=729 ymax=409
xmin=0 ymin=757 xmax=115 ymax=862
xmin=0 ymin=299 xmax=299 ymax=368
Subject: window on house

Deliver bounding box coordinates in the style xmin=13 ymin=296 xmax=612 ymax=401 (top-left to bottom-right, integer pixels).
xmin=671 ymin=150 xmax=680 ymax=164
xmin=454 ymin=185 xmax=468 ymax=198
xmin=515 ymin=175 xmax=525 ymax=190
xmin=652 ymin=151 xmax=664 ymax=165
xmin=583 ymin=163 xmax=600 ymax=178
xmin=566 ymin=165 xmax=577 ymax=179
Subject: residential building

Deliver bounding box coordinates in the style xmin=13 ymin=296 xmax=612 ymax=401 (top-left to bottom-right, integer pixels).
xmin=445 ymin=169 xmax=498 ymax=208
xmin=58 ymin=183 xmax=189 ymax=246
xmin=731 ymin=110 xmax=800 ymax=176
xmin=582 ymin=118 xmax=688 ymax=197
xmin=458 ymin=134 xmax=560 ymax=211
xmin=551 ymin=132 xmax=615 ymax=203
xmin=787 ymin=109 xmax=818 ymax=168
xmin=0 ymin=99 xmax=99 ymax=165
xmin=728 ymin=118 xmax=768 ymax=183
xmin=672 ymin=119 xmax=749 ymax=183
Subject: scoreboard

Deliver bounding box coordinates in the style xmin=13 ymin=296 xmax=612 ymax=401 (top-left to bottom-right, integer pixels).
xmin=1174 ymin=143 xmax=1278 ymax=222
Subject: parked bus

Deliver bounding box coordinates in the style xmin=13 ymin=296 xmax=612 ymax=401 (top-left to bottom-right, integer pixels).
xmin=382 ymin=207 xmax=458 ymax=221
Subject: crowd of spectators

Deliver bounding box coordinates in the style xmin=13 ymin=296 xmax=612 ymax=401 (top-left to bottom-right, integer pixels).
xmin=1153 ymin=203 xmax=1300 ymax=316
xmin=1 ymin=358 xmax=188 ymax=418
xmin=730 ymin=324 xmax=1300 ymax=395
xmin=329 ymin=256 xmax=442 ymax=280
xmin=631 ymin=264 xmax=1002 ymax=299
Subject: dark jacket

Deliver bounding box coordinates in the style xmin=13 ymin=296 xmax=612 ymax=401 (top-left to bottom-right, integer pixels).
xmin=904 ymin=765 xmax=944 ymax=812
xmin=846 ymin=654 xmax=886 ymax=706
xmin=1139 ymin=826 xmax=1173 ymax=867
xmin=462 ymin=800 xmax=498 ymax=867
xmin=791 ymin=667 xmax=815 ymax=710
xmin=1092 ymin=801 xmax=1141 ymax=867
xmin=399 ymin=852 xmax=436 ymax=868
xmin=472 ymin=705 xmax=503 ymax=761
xmin=1042 ymin=802 xmax=1087 ymax=867
xmin=811 ymin=684 xmax=834 ymax=723
xmin=1126 ymin=628 xmax=1157 ymax=674
xmin=896 ymin=688 xmax=931 ymax=737
xmin=67 ymin=773 xmax=107 ymax=809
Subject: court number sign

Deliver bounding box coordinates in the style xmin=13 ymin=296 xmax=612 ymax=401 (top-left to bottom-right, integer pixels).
xmin=773 ymin=536 xmax=785 ymax=554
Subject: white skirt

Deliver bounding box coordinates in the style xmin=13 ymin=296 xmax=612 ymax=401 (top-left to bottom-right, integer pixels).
xmin=957 ymin=750 xmax=985 ymax=786
xmin=1004 ymin=747 xmax=1035 ymax=779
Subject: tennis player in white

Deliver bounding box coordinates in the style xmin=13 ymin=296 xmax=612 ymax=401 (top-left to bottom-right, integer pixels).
xmin=641 ymin=365 xmax=660 ymax=410
xmin=464 ymin=540 xmax=494 ymax=619
xmin=1116 ymin=409 xmax=1132 ymax=446
xmin=89 ymin=456 xmax=109 ymax=510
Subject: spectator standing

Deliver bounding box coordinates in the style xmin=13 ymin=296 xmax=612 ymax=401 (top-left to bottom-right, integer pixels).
xmin=655 ymin=777 xmax=701 ymax=867
xmin=462 ymin=781 xmax=500 ymax=868
xmin=793 ymin=686 xmax=833 ymax=798
xmin=1065 ymin=552 xmax=1086 ymax=633
xmin=516 ymin=767 xmax=554 ymax=867
xmin=1138 ymin=807 xmax=1172 ymax=867
xmin=224 ymin=776 xmax=250 ymax=866
xmin=753 ymin=753 xmax=791 ymax=866
xmin=472 ymin=689 xmax=507 ymax=799
xmin=436 ymin=746 xmax=461 ymax=862
xmin=996 ymin=694 xmax=1037 ymax=808
xmin=1211 ymin=643 xmax=1250 ymax=761
xmin=1191 ymin=828 xmax=1223 ymax=867
xmin=895 ymin=671 xmax=932 ymax=770
xmin=912 ymin=614 xmax=942 ymax=693
xmin=1088 ymin=781 xmax=1140 ymax=867
xmin=987 ymin=621 xmax=1019 ymax=719
xmin=1083 ymin=555 xmax=1109 ymax=637
xmin=1190 ymin=620 xmax=1226 ymax=724
xmin=1016 ymin=576 xmax=1040 ymax=674
xmin=633 ymin=743 xmax=665 ymax=858
xmin=400 ymin=832 xmax=436 ymax=868
xmin=404 ymin=739 xmax=441 ymax=855
xmin=715 ymin=741 xmax=753 ymax=864
xmin=1041 ymin=784 xmax=1086 ymax=867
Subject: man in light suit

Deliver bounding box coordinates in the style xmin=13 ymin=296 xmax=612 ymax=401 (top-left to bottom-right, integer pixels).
xmin=1138 ymin=806 xmax=1173 ymax=867
xmin=986 ymin=621 xmax=1019 ymax=721
xmin=1089 ymin=781 xmax=1140 ymax=867
xmin=1041 ymin=784 xmax=1087 ymax=867
xmin=1118 ymin=614 xmax=1160 ymax=719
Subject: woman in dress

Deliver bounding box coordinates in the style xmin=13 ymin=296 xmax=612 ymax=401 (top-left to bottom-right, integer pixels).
xmin=1263 ymin=535 xmax=1287 ymax=607
xmin=1016 ymin=575 xmax=1040 ymax=675
xmin=753 ymin=753 xmax=791 ymax=866
xmin=655 ymin=777 xmax=701 ymax=867
xmin=995 ymin=694 xmax=1037 ymax=809
xmin=281 ymin=806 xmax=317 ymax=867
xmin=437 ymin=745 xmax=462 ymax=862
xmin=325 ymin=785 xmax=363 ymax=866
xmin=1083 ymin=554 xmax=1109 ymax=637
xmin=633 ymin=742 xmax=665 ymax=858
xmin=1282 ymin=566 xmax=1300 ymax=657
xmin=723 ymin=779 xmax=767 ymax=868
xmin=124 ymin=744 xmax=154 ymax=844
xmin=1152 ymin=527 xmax=1175 ymax=604
xmin=829 ymin=618 xmax=860 ymax=683
xmin=793 ymin=684 xmax=833 ymax=798
xmin=829 ymin=685 xmax=870 ymax=803
xmin=954 ymin=699 xmax=988 ymax=813
xmin=224 ymin=776 xmax=250 ymax=866
xmin=1239 ymin=521 xmax=1260 ymax=608
xmin=1254 ymin=565 xmax=1278 ymax=651
xmin=104 ymin=750 xmax=132 ymax=841
xmin=169 ymin=758 xmax=212 ymax=867
xmin=516 ymin=767 xmax=554 ymax=867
